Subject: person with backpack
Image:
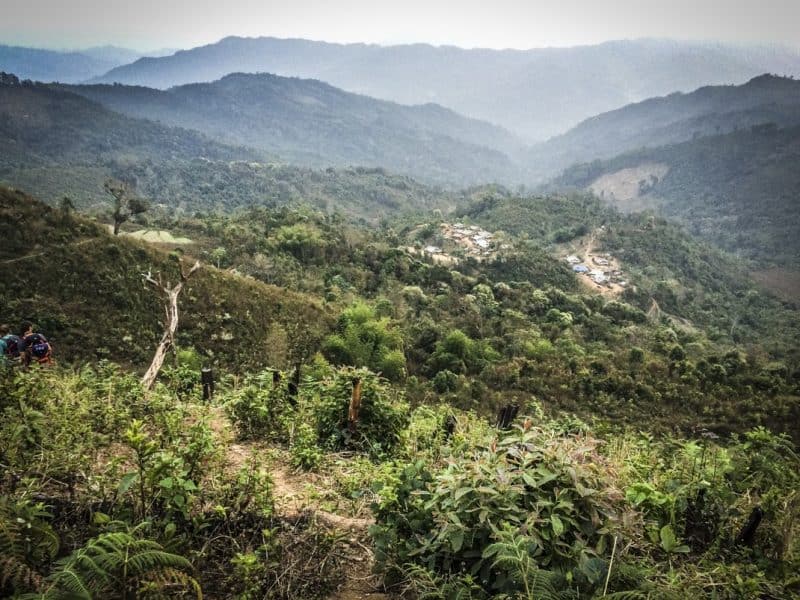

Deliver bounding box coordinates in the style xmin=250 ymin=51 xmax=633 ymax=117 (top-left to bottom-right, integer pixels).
xmin=0 ymin=323 xmax=24 ymax=367
xmin=19 ymin=322 xmax=53 ymax=366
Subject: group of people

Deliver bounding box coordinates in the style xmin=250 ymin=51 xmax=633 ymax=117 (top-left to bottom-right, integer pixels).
xmin=0 ymin=322 xmax=53 ymax=367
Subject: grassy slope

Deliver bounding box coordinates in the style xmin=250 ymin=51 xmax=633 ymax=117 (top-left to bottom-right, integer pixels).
xmin=0 ymin=187 xmax=331 ymax=371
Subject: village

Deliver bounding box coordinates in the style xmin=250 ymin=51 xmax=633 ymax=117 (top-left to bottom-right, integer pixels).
xmin=564 ymin=251 xmax=627 ymax=295
xmin=427 ymin=222 xmax=503 ymax=259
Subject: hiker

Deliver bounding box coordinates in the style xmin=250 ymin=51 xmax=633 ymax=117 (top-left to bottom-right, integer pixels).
xmin=0 ymin=324 xmax=24 ymax=367
xmin=20 ymin=322 xmax=53 ymax=366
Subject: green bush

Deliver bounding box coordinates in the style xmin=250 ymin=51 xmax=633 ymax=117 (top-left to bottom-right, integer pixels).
xmin=372 ymin=425 xmax=627 ymax=597
xmin=226 ymin=370 xmax=295 ymax=441
xmin=309 ymin=366 xmax=408 ymax=456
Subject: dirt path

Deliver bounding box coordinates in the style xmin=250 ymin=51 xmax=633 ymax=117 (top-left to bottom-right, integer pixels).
xmin=208 ymin=407 xmax=388 ymax=600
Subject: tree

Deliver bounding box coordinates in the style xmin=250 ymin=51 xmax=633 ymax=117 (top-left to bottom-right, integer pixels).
xmin=141 ymin=259 xmax=201 ymax=390
xmin=104 ymin=179 xmax=149 ymax=235
xmin=322 ymin=302 xmax=406 ymax=381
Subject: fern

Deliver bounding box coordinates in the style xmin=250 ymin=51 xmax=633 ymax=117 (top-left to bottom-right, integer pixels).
xmin=602 ymin=593 xmax=649 ymax=600
xmin=0 ymin=496 xmax=58 ymax=594
xmin=483 ymin=529 xmax=564 ymax=600
xmin=34 ymin=521 xmax=200 ymax=599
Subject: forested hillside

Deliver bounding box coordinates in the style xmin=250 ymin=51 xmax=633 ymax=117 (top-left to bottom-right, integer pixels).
xmin=0 ymin=77 xmax=261 ymax=172
xmin=3 ymin=186 xmax=799 ymax=599
xmin=4 ymin=186 xmax=798 ymax=439
xmin=64 ymin=73 xmax=523 ymax=186
xmin=554 ymin=123 xmax=800 ymax=269
xmin=0 ymin=77 xmax=452 ymax=219
xmin=528 ymin=74 xmax=800 ymax=180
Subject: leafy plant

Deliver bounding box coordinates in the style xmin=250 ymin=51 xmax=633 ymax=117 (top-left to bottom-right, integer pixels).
xmin=33 ymin=521 xmax=200 ymax=599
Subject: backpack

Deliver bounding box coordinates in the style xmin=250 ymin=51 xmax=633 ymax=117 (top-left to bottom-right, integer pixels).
xmin=1 ymin=334 xmax=22 ymax=358
xmin=24 ymin=333 xmax=52 ymax=363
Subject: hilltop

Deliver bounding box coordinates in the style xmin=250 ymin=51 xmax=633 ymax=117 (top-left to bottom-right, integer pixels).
xmin=0 ymin=77 xmax=261 ymax=191
xmin=88 ymin=37 xmax=800 ymax=140
xmin=0 ymin=186 xmax=329 ymax=370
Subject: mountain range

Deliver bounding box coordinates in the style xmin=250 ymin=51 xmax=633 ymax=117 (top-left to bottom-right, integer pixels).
xmin=529 ymin=73 xmax=800 ymax=181
xmin=62 ymin=72 xmax=522 ymax=185
xmin=88 ymin=37 xmax=800 ymax=140
xmin=0 ymin=44 xmax=174 ymax=83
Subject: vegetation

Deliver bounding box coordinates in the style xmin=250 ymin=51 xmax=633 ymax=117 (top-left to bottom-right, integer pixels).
xmin=0 ymin=187 xmax=330 ymax=371
xmin=556 ymin=122 xmax=800 ymax=269
xmin=530 ymin=74 xmax=800 ymax=181
xmin=64 ymin=73 xmax=522 ymax=186
xmin=1 ymin=364 xmax=798 ymax=598
xmin=2 ymin=99 xmax=800 ymax=597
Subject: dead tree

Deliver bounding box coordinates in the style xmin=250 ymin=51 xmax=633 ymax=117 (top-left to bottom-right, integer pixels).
xmin=141 ymin=260 xmax=200 ymax=390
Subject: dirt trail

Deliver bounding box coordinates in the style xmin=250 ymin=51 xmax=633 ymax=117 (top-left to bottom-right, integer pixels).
xmin=208 ymin=407 xmax=387 ymax=600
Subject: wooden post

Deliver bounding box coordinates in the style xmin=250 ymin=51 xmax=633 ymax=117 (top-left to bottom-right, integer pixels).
xmin=201 ymin=368 xmax=214 ymax=401
xmin=348 ymin=377 xmax=362 ymax=433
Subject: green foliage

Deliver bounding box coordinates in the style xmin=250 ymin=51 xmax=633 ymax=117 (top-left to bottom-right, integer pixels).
xmin=226 ymin=370 xmax=295 ymax=441
xmin=372 ymin=425 xmax=626 ymax=597
xmin=290 ymin=422 xmax=323 ymax=471
xmin=323 ymin=302 xmax=406 ymax=381
xmin=0 ymin=497 xmax=58 ymax=595
xmin=310 ymin=367 xmax=409 ymax=456
xmin=35 ymin=521 xmax=200 ymax=599
xmin=0 ymin=187 xmax=331 ymax=373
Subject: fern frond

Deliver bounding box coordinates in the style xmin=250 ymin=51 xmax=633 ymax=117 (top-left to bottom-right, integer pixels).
xmin=602 ymin=592 xmax=649 ymax=600
xmin=126 ymin=549 xmax=193 ymax=576
xmin=0 ymin=496 xmax=58 ymax=594
xmin=46 ymin=564 xmax=93 ymax=599
xmin=138 ymin=567 xmax=203 ymax=599
xmin=39 ymin=523 xmax=196 ymax=599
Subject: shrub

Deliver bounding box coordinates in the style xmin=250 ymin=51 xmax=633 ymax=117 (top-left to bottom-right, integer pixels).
xmin=372 ymin=424 xmax=628 ymax=597
xmin=309 ymin=367 xmax=409 ymax=456
xmin=226 ymin=370 xmax=295 ymax=441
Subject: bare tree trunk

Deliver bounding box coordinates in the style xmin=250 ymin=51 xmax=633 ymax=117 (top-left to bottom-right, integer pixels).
xmin=141 ymin=260 xmax=200 ymax=390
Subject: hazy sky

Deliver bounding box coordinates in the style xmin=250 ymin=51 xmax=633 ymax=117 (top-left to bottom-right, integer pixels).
xmin=2 ymin=0 xmax=800 ymax=52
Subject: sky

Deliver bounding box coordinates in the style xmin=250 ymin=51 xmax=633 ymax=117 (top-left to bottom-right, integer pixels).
xmin=2 ymin=0 xmax=800 ymax=52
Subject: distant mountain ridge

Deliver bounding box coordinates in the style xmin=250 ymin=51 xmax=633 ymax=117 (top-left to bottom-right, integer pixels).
xmin=89 ymin=37 xmax=800 ymax=140
xmin=0 ymin=79 xmax=258 ymax=169
xmin=528 ymin=74 xmax=800 ymax=181
xmin=64 ymin=72 xmax=524 ymax=186
xmin=0 ymin=44 xmax=157 ymax=83
xmin=0 ymin=77 xmax=451 ymax=219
